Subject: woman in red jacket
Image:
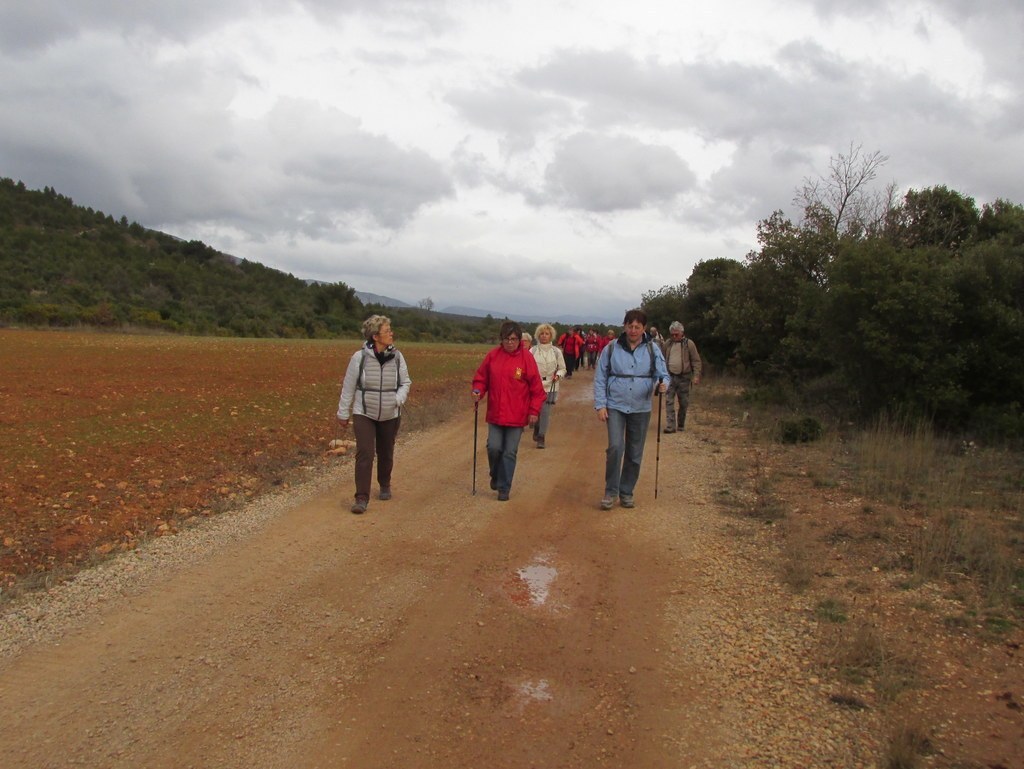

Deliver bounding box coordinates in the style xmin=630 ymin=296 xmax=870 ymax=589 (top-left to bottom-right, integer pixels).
xmin=472 ymin=321 xmax=546 ymax=500
xmin=557 ymin=327 xmax=584 ymax=377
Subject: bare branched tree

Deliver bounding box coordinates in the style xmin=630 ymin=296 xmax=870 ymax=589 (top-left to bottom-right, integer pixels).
xmin=795 ymin=143 xmax=892 ymax=238
xmin=418 ymin=297 xmax=435 ymax=311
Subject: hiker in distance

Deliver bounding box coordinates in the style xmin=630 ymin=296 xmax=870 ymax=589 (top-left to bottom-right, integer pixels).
xmin=661 ymin=321 xmax=702 ymax=433
xmin=472 ymin=321 xmax=546 ymax=501
xmin=593 ymin=308 xmax=669 ymax=511
xmin=337 ymin=315 xmax=411 ymax=515
xmin=529 ymin=323 xmax=568 ymax=449
xmin=557 ymin=326 xmax=584 ymax=377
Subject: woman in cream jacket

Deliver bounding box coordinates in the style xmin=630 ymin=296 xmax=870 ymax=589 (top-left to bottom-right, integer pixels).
xmin=529 ymin=323 xmax=568 ymax=449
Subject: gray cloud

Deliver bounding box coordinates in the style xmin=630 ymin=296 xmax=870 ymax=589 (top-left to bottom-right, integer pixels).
xmin=808 ymin=0 xmax=1024 ymax=88
xmin=0 ymin=0 xmax=272 ymax=53
xmin=266 ymin=100 xmax=454 ymax=232
xmin=253 ymin=239 xmax=640 ymax=324
xmin=705 ymin=142 xmax=814 ymax=226
xmin=0 ymin=26 xmax=452 ymax=240
xmin=539 ymin=133 xmax=696 ymax=212
xmin=446 ymin=86 xmax=575 ymax=153
xmin=515 ymin=39 xmax=1022 ymax=225
xmin=0 ymin=0 xmax=454 ymax=54
xmin=519 ymin=44 xmax=974 ymax=147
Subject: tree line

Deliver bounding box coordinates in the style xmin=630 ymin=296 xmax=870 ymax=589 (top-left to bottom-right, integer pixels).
xmin=641 ymin=147 xmax=1023 ymax=439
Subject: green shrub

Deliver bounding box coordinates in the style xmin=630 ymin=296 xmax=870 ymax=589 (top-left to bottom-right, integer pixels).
xmin=778 ymin=416 xmax=824 ymax=443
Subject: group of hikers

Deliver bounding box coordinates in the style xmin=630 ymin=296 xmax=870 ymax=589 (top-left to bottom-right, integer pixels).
xmin=336 ymin=309 xmax=701 ymax=514
xmin=554 ymin=326 xmax=615 ymax=377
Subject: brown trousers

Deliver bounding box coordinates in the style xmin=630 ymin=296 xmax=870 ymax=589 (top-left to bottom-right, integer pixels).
xmin=352 ymin=414 xmax=401 ymax=501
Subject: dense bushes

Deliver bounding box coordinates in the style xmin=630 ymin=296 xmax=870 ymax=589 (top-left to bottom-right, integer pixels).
xmin=644 ymin=182 xmax=1024 ymax=438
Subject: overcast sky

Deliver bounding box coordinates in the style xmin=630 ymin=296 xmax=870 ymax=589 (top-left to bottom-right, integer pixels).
xmin=2 ymin=1 xmax=1021 ymax=323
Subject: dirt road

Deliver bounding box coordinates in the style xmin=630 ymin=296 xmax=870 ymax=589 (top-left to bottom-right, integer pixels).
xmin=0 ymin=375 xmax=883 ymax=768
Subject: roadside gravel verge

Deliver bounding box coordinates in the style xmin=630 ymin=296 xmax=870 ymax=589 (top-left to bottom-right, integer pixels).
xmin=0 ymin=461 xmax=347 ymax=661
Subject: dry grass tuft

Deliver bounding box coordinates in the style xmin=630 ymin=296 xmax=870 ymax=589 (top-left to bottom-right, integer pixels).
xmin=885 ymin=719 xmax=934 ymax=769
xmin=830 ymin=621 xmax=919 ymax=702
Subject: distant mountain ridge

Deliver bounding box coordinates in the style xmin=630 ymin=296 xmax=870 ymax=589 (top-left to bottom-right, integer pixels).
xmin=354 ymin=291 xmax=413 ymax=308
xmin=356 ymin=293 xmax=613 ymax=327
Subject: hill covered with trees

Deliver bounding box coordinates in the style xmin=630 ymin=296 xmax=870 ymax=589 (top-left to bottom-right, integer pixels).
xmin=0 ymin=178 xmax=372 ymax=337
xmin=0 ymin=178 xmax=521 ymax=342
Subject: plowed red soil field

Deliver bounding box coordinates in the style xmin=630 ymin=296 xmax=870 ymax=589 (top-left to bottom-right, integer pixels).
xmin=0 ymin=329 xmax=478 ymax=591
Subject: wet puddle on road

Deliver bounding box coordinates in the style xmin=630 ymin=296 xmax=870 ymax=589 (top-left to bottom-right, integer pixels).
xmin=507 ymin=677 xmax=558 ymax=715
xmin=505 ymin=551 xmax=559 ymax=608
xmin=516 ymin=678 xmax=554 ymax=703
xmin=493 ymin=552 xmax=598 ymax=717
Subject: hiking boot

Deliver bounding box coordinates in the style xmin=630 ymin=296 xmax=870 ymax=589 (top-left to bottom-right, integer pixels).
xmin=497 ymin=490 xmax=510 ymax=501
xmin=378 ymin=487 xmax=392 ymax=501
xmin=350 ymin=498 xmax=368 ymax=514
xmin=490 ymin=478 xmax=498 ymax=491
xmin=600 ymin=494 xmax=614 ymax=511
xmin=536 ymin=436 xmax=545 ymax=449
xmin=620 ymin=495 xmax=635 ymax=508
xmin=663 ymin=427 xmax=676 ymax=434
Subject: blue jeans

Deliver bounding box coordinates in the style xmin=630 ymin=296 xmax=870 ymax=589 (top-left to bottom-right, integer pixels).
xmin=604 ymin=409 xmax=652 ymax=498
xmin=487 ymin=424 xmax=524 ymax=492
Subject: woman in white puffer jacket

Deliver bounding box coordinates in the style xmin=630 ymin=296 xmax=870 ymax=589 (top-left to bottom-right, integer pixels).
xmin=337 ymin=315 xmax=411 ymax=514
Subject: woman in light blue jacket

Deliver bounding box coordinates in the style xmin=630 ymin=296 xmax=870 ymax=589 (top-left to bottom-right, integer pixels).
xmin=593 ymin=308 xmax=667 ymax=511
xmin=337 ymin=315 xmax=411 ymax=514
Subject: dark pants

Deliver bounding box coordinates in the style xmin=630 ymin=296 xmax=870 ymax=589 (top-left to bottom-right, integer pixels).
xmin=564 ymin=352 xmax=577 ymax=377
xmin=487 ymin=424 xmax=524 ymax=493
xmin=352 ymin=414 xmax=401 ymax=501
xmin=665 ymin=374 xmax=692 ymax=429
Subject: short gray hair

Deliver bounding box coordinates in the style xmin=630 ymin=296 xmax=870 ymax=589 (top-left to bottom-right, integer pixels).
xmin=361 ymin=314 xmax=391 ymax=341
xmin=669 ymin=321 xmax=685 ymax=333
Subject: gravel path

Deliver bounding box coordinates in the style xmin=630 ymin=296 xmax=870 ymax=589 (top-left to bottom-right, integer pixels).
xmin=0 ymin=462 xmax=350 ymax=660
xmin=1 ymin=380 xmax=889 ymax=768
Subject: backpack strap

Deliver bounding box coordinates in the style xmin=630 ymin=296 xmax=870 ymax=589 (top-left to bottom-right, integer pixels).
xmin=604 ymin=339 xmax=658 ymax=397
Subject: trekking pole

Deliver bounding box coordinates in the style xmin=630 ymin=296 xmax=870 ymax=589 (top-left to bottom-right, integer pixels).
xmin=655 ymin=381 xmax=663 ymax=499
xmin=472 ymin=399 xmax=479 ymax=495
